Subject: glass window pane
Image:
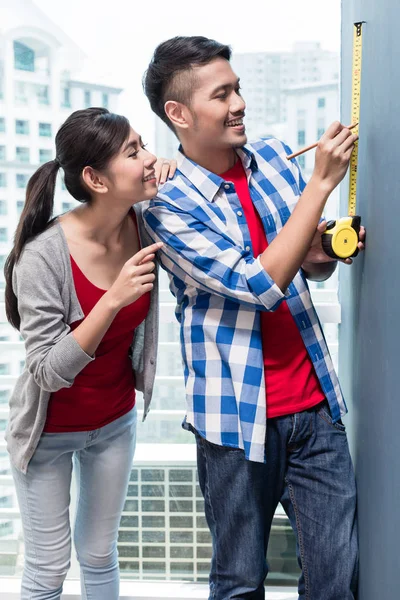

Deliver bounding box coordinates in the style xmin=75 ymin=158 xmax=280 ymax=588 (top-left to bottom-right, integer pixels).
xmin=15 ymin=120 xmax=29 ymax=135
xmin=38 ymin=122 xmax=52 ymax=137
xmin=14 ymin=40 xmax=35 ymax=72
xmin=39 ymin=149 xmax=52 ymax=164
xmin=84 ymin=90 xmax=91 ymax=107
xmin=61 ymin=87 xmax=71 ymax=108
xmin=16 ymin=147 xmax=30 ymax=163
xmin=16 ymin=174 xmax=29 ymax=189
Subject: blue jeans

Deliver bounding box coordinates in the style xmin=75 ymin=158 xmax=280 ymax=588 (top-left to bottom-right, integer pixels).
xmin=195 ymin=401 xmax=358 ymax=600
xmin=12 ymin=406 xmax=137 ymax=600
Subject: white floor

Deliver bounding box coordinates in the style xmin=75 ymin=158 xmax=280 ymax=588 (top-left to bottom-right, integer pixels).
xmin=0 ymin=578 xmax=298 ymax=599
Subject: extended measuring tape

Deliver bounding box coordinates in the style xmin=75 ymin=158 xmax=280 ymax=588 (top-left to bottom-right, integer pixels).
xmin=321 ymin=21 xmax=364 ymax=260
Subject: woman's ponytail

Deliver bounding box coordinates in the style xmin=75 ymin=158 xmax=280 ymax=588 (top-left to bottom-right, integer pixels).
xmin=4 ymin=159 xmax=60 ymax=329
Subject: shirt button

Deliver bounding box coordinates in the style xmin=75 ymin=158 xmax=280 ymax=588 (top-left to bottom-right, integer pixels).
xmin=237 ymin=210 xmax=243 ymax=217
xmin=245 ymin=245 xmax=251 ymax=252
xmin=224 ymin=183 xmax=230 ymax=190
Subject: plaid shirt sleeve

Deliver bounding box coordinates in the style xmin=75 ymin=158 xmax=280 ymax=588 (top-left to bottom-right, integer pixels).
xmin=144 ymin=201 xmax=287 ymax=311
xmin=280 ymin=141 xmax=307 ymax=194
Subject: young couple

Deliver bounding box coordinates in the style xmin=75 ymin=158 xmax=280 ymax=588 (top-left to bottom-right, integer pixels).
xmin=6 ymin=35 xmax=364 ymax=600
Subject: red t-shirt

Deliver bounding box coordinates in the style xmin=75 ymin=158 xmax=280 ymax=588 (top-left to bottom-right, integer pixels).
xmin=44 ymin=234 xmax=150 ymax=432
xmin=221 ymin=160 xmax=324 ymax=418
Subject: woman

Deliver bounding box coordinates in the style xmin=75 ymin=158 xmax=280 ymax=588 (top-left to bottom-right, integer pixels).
xmin=4 ymin=107 xmax=173 ymax=599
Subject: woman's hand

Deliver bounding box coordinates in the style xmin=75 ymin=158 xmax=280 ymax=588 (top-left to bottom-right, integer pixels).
xmin=106 ymin=242 xmax=163 ymax=310
xmin=154 ymin=158 xmax=177 ymax=185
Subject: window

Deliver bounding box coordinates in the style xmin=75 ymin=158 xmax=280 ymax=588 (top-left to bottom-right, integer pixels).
xmin=61 ymin=87 xmax=71 ymax=108
xmin=16 ymin=200 xmax=24 ymax=216
xmin=0 ymin=363 xmax=9 ymax=375
xmin=0 ymin=173 xmax=6 ymax=188
xmin=0 ymin=117 xmax=5 ymax=133
xmin=0 ymin=200 xmax=7 ymax=215
xmin=0 ymin=521 xmax=13 ymax=537
xmin=15 ymin=81 xmax=28 ymax=105
xmin=298 ymin=155 xmax=306 ymax=169
xmin=16 ymin=174 xmax=29 ymax=189
xmin=0 ymin=389 xmax=10 ymax=404
xmin=16 ymin=147 xmax=30 ymax=163
xmin=0 ymin=228 xmax=8 ymax=242
xmin=297 ymin=130 xmax=306 ymax=146
xmin=84 ymin=90 xmax=91 ymax=108
xmin=0 ymin=146 xmax=5 ymax=161
xmin=318 ymin=97 xmax=326 ymax=108
xmin=39 ymin=122 xmax=52 ymax=137
xmin=102 ymin=92 xmax=109 ymax=108
xmin=39 ymin=149 xmax=52 ymax=164
xmin=15 ymin=119 xmax=29 ymax=135
xmin=62 ymin=202 xmax=73 ymax=212
xmin=37 ymin=85 xmax=50 ymax=105
xmin=317 ymin=117 xmax=325 ymax=140
xmin=0 ymin=495 xmax=13 ymax=507
xmin=14 ymin=40 xmax=35 ymax=72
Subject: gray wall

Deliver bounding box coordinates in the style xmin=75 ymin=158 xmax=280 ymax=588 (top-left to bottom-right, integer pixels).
xmin=339 ymin=1 xmax=400 ymax=597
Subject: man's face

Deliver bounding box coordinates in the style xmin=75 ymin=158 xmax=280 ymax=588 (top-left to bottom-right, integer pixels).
xmin=185 ymin=57 xmax=247 ymax=150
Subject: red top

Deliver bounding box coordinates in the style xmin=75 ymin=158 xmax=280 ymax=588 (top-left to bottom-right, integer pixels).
xmin=221 ymin=160 xmax=324 ymax=418
xmin=44 ymin=232 xmax=150 ymax=432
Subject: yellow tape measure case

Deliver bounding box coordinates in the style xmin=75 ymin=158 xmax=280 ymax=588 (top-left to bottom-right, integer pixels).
xmin=321 ymin=216 xmax=361 ymax=259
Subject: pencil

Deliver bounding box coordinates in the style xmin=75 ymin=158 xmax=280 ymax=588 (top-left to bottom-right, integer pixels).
xmin=286 ymin=123 xmax=358 ymax=160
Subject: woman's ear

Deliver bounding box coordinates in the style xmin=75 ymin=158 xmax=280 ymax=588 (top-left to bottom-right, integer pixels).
xmin=81 ymin=166 xmax=109 ymax=195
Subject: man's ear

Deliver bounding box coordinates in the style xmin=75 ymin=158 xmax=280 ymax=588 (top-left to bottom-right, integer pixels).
xmin=164 ymin=100 xmax=192 ymax=133
xmin=81 ymin=166 xmax=109 ymax=195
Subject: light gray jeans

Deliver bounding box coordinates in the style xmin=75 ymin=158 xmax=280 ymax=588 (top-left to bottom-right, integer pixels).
xmin=12 ymin=405 xmax=137 ymax=600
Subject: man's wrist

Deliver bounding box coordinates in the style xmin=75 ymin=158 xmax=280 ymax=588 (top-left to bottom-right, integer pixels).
xmin=307 ymin=174 xmax=335 ymax=197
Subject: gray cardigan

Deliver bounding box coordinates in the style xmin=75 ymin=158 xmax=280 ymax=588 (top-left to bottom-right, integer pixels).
xmin=6 ymin=209 xmax=158 ymax=473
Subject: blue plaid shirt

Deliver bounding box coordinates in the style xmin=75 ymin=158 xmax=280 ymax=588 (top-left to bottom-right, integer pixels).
xmin=144 ymin=137 xmax=346 ymax=463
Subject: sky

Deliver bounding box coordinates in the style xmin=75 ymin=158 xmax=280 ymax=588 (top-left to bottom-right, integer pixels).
xmin=34 ymin=0 xmax=341 ymax=147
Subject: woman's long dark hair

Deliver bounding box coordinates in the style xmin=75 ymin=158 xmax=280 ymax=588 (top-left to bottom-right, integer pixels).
xmin=4 ymin=107 xmax=131 ymax=329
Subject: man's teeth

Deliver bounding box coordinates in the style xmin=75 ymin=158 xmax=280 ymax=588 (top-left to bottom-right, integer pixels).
xmin=226 ymin=119 xmax=243 ymax=127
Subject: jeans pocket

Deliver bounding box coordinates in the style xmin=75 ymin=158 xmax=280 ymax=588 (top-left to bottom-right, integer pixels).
xmin=317 ymin=401 xmax=346 ymax=432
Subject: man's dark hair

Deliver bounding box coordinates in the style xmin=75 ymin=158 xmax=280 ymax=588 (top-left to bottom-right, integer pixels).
xmin=143 ymin=36 xmax=231 ymax=133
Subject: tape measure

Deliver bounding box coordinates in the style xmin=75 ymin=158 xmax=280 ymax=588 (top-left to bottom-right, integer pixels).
xmin=321 ymin=21 xmax=364 ymax=260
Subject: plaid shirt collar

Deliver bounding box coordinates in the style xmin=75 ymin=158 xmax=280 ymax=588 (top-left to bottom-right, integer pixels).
xmin=176 ymin=144 xmax=258 ymax=203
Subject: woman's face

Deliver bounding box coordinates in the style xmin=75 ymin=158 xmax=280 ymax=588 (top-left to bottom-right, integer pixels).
xmin=105 ymin=128 xmax=158 ymax=204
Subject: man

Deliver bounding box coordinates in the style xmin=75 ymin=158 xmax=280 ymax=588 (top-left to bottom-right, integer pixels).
xmin=143 ymin=36 xmax=363 ymax=599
